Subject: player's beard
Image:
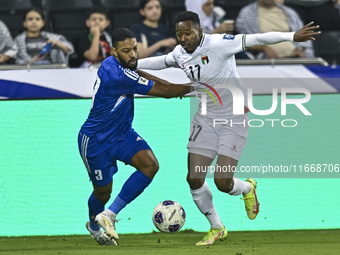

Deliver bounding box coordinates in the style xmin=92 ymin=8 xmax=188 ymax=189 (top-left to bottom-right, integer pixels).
xmin=117 ymin=53 xmax=137 ymax=71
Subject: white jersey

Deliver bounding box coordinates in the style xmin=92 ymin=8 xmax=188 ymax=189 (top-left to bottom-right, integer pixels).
xmin=138 ymin=32 xmax=295 ymax=118
xmin=164 ymin=33 xmax=247 ymax=119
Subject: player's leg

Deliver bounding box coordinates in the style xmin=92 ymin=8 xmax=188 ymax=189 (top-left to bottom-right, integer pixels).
xmin=87 ymin=182 xmax=118 ymax=245
xmin=187 ymin=151 xmax=219 ymax=224
xmin=214 ymin=156 xmax=259 ymax=220
xmin=90 ymin=181 xmax=112 ymax=231
xmin=130 ymin=148 xmax=159 ymax=179
xmin=187 ymin=113 xmax=228 ymax=245
xmin=214 ymin=114 xmax=259 ymax=220
xmin=188 ymin=151 xmax=227 ymax=245
xmin=78 ymin=132 xmax=117 ymax=245
xmin=107 ymin=149 xmax=158 ymax=216
xmin=214 ymin=155 xmax=251 ymax=194
xmin=87 ymin=165 xmax=119 ymax=242
xmin=86 ymin=159 xmax=118 ymax=240
xmin=96 ymin=130 xmax=158 ymax=238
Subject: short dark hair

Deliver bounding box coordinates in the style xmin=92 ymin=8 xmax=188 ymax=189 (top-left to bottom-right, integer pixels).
xmin=139 ymin=0 xmax=161 ymax=10
xmin=174 ymin=11 xmax=200 ymax=27
xmin=87 ymin=7 xmax=109 ymax=19
xmin=23 ymin=8 xmax=45 ymax=21
xmin=112 ymin=28 xmax=136 ymax=48
xmin=139 ymin=0 xmax=150 ymax=9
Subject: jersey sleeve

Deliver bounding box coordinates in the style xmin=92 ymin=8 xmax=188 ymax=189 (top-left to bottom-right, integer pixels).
xmin=212 ymin=34 xmax=246 ymax=58
xmin=164 ymin=46 xmax=181 ymax=68
xmin=109 ymin=67 xmax=154 ymax=96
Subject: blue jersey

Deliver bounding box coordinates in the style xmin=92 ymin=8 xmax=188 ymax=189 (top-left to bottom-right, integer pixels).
xmin=80 ymin=56 xmax=154 ymax=143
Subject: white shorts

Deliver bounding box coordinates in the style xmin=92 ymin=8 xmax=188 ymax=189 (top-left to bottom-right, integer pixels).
xmin=187 ymin=113 xmax=248 ymax=160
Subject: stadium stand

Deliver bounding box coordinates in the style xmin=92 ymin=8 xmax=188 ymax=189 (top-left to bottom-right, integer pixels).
xmin=214 ymin=0 xmax=255 ymax=20
xmin=101 ymin=0 xmax=169 ymax=32
xmin=101 ymin=0 xmax=141 ymax=31
xmin=313 ymin=31 xmax=340 ymax=66
xmin=42 ymin=0 xmax=93 ymax=43
xmin=41 ymin=0 xmax=94 ymax=67
xmin=163 ymin=0 xmax=186 ymax=34
xmin=0 ymin=0 xmax=34 ymax=38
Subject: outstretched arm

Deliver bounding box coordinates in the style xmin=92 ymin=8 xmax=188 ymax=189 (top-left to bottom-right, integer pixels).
xmin=137 ymin=69 xmax=191 ymax=99
xmin=245 ymin=22 xmax=321 ymax=48
xmin=293 ymin=22 xmax=321 ymax=42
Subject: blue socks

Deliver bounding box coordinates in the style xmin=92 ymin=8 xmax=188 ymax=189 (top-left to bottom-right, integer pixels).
xmin=88 ymin=171 xmax=152 ymax=230
xmin=109 ymin=171 xmax=152 ymax=214
xmin=109 ymin=196 xmax=127 ymax=215
xmin=88 ymin=192 xmax=104 ymax=231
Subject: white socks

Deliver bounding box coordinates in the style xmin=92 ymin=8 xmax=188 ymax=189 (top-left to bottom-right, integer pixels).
xmin=191 ymin=181 xmax=224 ymax=229
xmin=228 ymin=177 xmax=252 ymax=196
xmin=191 ymin=179 xmax=251 ymax=229
xmin=103 ymin=209 xmax=117 ymax=219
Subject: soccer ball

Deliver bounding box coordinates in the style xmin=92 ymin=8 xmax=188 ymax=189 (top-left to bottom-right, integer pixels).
xmin=152 ymin=200 xmax=186 ymax=233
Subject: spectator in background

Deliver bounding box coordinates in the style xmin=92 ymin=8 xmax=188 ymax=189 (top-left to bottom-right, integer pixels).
xmin=185 ymin=0 xmax=234 ymax=34
xmin=14 ymin=8 xmax=73 ymax=65
xmin=236 ymin=0 xmax=314 ymax=59
xmin=0 ymin=20 xmax=17 ymax=64
xmin=130 ymin=0 xmax=177 ymax=59
xmin=283 ymin=0 xmax=340 ymax=31
xmin=76 ymin=8 xmax=112 ymax=68
xmin=336 ymin=0 xmax=340 ymax=13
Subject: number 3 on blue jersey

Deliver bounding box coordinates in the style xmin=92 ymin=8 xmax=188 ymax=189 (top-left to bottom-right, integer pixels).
xmin=91 ymin=76 xmax=101 ymax=109
xmin=94 ymin=170 xmax=103 ymax=180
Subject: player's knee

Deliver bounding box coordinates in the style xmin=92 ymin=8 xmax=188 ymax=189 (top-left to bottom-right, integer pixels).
xmin=149 ymin=160 xmax=159 ymax=176
xmin=140 ymin=160 xmax=159 ymax=179
xmin=214 ymin=178 xmax=233 ymax=193
xmin=186 ymin=175 xmax=204 ymax=190
xmin=95 ymin=192 xmax=111 ymax=204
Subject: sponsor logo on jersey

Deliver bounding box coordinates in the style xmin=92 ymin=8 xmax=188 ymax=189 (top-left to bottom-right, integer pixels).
xmin=223 ymin=34 xmax=235 ymax=40
xmin=138 ymin=77 xmax=149 ymax=85
xmin=201 ymin=54 xmax=209 ymax=65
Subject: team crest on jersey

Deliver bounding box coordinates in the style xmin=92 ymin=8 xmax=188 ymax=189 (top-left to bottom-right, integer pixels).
xmin=201 ymin=54 xmax=209 ymax=65
xmin=138 ymin=77 xmax=149 ymax=86
xmin=223 ymin=34 xmax=235 ymax=40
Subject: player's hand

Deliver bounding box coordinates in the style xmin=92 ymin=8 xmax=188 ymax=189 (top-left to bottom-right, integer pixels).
xmin=294 ymin=22 xmax=321 ymax=42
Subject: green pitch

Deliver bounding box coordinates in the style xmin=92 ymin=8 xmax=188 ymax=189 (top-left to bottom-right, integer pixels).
xmin=1 ymin=229 xmax=340 ymax=255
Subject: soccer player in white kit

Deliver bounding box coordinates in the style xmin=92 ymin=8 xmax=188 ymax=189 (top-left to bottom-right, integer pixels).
xmin=137 ymin=11 xmax=320 ymax=245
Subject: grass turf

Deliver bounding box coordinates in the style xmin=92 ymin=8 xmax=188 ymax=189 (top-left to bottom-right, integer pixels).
xmin=1 ymin=229 xmax=340 ymax=255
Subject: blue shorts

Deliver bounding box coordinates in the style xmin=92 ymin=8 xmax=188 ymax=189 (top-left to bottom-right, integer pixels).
xmin=78 ymin=129 xmax=151 ymax=187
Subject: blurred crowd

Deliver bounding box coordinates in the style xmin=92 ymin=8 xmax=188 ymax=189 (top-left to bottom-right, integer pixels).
xmin=1 ymin=0 xmax=340 ymax=67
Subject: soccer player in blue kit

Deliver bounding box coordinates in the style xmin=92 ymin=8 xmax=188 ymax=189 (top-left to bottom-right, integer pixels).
xmin=78 ymin=28 xmax=190 ymax=245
